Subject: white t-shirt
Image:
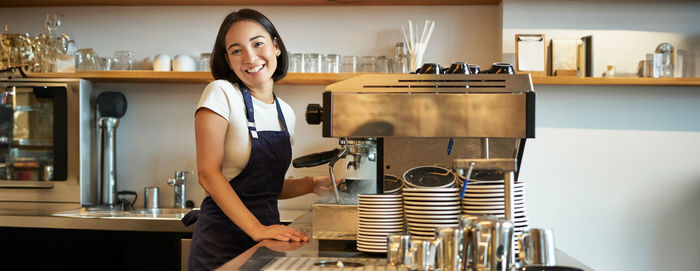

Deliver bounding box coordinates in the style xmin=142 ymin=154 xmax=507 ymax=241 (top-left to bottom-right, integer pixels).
xmin=196 ymin=80 xmax=295 ymax=180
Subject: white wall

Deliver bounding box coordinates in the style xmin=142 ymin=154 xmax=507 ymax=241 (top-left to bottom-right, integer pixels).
xmin=502 ymin=0 xmax=700 ymax=76
xmin=521 ymin=127 xmax=700 ymax=271
xmin=503 ymin=1 xmax=700 ymax=270
xmin=0 ymin=6 xmax=500 ymax=69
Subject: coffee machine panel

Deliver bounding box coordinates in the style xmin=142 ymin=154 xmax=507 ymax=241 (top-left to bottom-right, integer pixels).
xmin=304 ymin=73 xmax=535 ymax=241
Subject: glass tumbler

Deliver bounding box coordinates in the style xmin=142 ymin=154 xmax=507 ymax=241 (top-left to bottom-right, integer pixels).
xmin=393 ymin=42 xmax=409 ymax=73
xmin=303 ymin=53 xmax=321 ymax=73
xmin=113 ymin=50 xmax=134 ymax=70
xmin=360 ymin=56 xmax=377 ymax=73
xmin=376 ymin=55 xmax=391 ymax=73
xmin=75 ymin=48 xmax=97 ymax=71
xmin=323 ymin=54 xmax=340 ymax=73
xmin=199 ymin=53 xmax=211 ymax=71
xmin=340 ymin=56 xmax=358 ymax=73
xmin=288 ymin=53 xmax=303 ymax=73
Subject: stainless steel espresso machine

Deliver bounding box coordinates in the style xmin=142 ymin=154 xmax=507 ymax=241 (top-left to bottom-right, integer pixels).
xmin=301 ymin=72 xmax=535 ymax=245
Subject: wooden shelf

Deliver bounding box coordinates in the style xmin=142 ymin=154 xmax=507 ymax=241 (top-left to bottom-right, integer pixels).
xmin=532 ymin=76 xmax=700 ymax=86
xmin=0 ymin=0 xmax=501 ymax=7
xmin=26 ymin=71 xmax=700 ymax=86
xmin=26 ymin=71 xmax=367 ymax=85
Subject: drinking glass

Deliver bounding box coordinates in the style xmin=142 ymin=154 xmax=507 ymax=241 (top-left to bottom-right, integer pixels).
xmin=376 ymin=55 xmax=390 ymax=73
xmin=199 ymin=53 xmax=211 ymax=71
xmin=323 ymin=54 xmax=340 ymax=73
xmin=113 ymin=50 xmax=134 ymax=70
xmin=288 ymin=53 xmax=303 ymax=73
xmin=340 ymin=55 xmax=358 ymax=73
xmin=360 ymin=56 xmax=377 ymax=73
xmin=393 ymin=42 xmax=409 ymax=73
xmin=303 ymin=53 xmax=320 ymax=73
xmin=75 ymin=48 xmax=97 ymax=71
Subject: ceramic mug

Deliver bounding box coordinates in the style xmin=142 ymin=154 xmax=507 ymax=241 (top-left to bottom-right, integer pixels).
xmin=173 ymin=54 xmax=196 ymax=71
xmin=153 ymin=54 xmax=171 ymax=71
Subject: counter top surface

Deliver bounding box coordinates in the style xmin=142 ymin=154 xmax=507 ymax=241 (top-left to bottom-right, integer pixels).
xmin=219 ymin=212 xmax=594 ymax=270
xmin=0 ymin=206 xmax=308 ymax=233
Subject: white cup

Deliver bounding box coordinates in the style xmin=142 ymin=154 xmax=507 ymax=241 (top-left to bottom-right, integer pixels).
xmin=153 ymin=54 xmax=171 ymax=71
xmin=173 ymin=54 xmax=196 ymax=71
xmin=141 ymin=56 xmax=154 ymax=70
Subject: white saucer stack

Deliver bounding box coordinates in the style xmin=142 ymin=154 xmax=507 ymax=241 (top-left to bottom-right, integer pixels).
xmin=461 ymin=180 xmax=528 ymax=252
xmin=402 ymin=187 xmax=461 ymax=237
xmin=357 ymin=194 xmax=404 ymax=253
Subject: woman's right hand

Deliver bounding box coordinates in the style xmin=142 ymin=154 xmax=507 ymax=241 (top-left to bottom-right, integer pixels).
xmin=250 ymin=224 xmax=309 ymax=242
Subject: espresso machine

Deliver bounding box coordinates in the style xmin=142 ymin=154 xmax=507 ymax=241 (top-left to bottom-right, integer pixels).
xmin=301 ymin=71 xmax=535 ymax=248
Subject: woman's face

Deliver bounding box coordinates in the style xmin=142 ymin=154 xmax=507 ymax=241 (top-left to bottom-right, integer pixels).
xmin=224 ymin=20 xmax=280 ymax=89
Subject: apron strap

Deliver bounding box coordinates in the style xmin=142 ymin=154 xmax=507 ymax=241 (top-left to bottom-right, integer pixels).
xmin=272 ymin=93 xmax=289 ymax=132
xmin=240 ymin=84 xmax=288 ymax=139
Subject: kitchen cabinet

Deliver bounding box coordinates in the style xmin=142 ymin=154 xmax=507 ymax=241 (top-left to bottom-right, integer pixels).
xmin=26 ymin=71 xmax=700 ymax=86
xmin=0 ymin=0 xmax=501 ymax=7
xmin=0 ymin=227 xmax=190 ymax=270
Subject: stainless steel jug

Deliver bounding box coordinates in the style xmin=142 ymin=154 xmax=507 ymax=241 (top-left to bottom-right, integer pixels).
xmin=519 ymin=228 xmax=557 ymax=266
xmin=436 ymin=227 xmax=464 ymax=271
xmin=464 ymin=216 xmax=514 ymax=271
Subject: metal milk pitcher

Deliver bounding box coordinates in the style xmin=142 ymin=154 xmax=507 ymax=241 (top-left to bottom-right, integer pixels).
xmin=436 ymin=227 xmax=464 ymax=271
xmin=464 ymin=217 xmax=514 ymax=271
xmin=460 ymin=214 xmax=481 ymax=270
xmin=519 ymin=228 xmax=557 ymax=266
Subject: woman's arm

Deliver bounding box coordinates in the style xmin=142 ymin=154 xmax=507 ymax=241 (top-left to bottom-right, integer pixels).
xmin=195 ymin=108 xmax=308 ymax=242
xmin=277 ymin=176 xmax=339 ymax=200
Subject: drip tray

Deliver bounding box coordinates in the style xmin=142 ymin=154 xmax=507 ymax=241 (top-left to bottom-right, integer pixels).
xmin=263 ymin=257 xmax=386 ymax=271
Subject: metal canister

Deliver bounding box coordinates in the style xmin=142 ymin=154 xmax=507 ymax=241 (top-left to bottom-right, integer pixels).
xmin=144 ymin=187 xmax=159 ymax=209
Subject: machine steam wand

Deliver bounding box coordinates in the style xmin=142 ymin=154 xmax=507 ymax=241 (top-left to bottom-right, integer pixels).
xmin=327 ymin=138 xmax=349 ymax=204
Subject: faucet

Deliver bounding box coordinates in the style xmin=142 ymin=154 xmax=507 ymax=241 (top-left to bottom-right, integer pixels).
xmin=167 ymin=171 xmax=192 ymax=209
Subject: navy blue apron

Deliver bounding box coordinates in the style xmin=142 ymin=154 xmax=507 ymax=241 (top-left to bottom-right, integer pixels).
xmin=185 ymin=84 xmax=292 ymax=270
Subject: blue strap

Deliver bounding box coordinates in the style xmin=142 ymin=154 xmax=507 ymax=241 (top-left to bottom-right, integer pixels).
xmin=239 ymin=84 xmax=288 ymax=139
xmin=273 ymin=93 xmax=288 ymax=132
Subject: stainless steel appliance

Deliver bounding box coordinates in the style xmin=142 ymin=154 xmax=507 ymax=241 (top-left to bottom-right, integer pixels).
xmin=304 ymin=72 xmax=535 ymax=255
xmin=95 ymin=91 xmax=128 ymax=209
xmin=0 ymin=77 xmax=91 ymax=210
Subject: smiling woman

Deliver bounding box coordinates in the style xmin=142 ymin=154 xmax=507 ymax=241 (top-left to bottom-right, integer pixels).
xmin=210 ymin=9 xmax=288 ymax=88
xmin=186 ymin=9 xmax=338 ymax=271
xmin=223 ymin=20 xmax=283 ymax=97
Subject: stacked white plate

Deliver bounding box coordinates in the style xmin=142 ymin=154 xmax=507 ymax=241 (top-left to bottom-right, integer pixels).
xmin=357 ymin=194 xmax=405 ymax=253
xmin=403 ymin=187 xmax=461 ymax=237
xmin=461 ymin=180 xmax=528 ymax=252
xmin=403 ymin=166 xmax=456 ymax=189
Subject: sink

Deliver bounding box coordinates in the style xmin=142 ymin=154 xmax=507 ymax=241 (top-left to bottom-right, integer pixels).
xmin=110 ymin=208 xmax=196 ymax=220
xmin=128 ymin=208 xmax=194 ymax=215
xmin=52 ymin=208 xmax=197 ymax=221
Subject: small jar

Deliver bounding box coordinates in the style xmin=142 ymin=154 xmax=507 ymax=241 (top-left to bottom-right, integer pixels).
xmin=199 ymin=53 xmax=211 ymax=71
xmin=323 ymin=54 xmax=340 ymax=73
xmin=113 ymin=50 xmax=134 ymax=70
xmin=303 ymin=53 xmax=321 ymax=73
xmin=340 ymin=56 xmax=358 ymax=73
xmin=376 ymin=56 xmax=391 ymax=73
xmin=288 ymin=53 xmax=303 ymax=73
xmin=360 ymin=56 xmax=377 ymax=73
xmin=75 ymin=48 xmax=97 ymax=71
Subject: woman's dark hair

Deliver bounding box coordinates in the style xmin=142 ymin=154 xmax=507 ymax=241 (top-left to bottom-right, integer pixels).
xmin=210 ymin=9 xmax=288 ymax=84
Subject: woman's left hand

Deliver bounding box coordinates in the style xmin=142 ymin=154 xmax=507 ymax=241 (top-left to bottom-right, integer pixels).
xmin=311 ymin=176 xmax=343 ymax=196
